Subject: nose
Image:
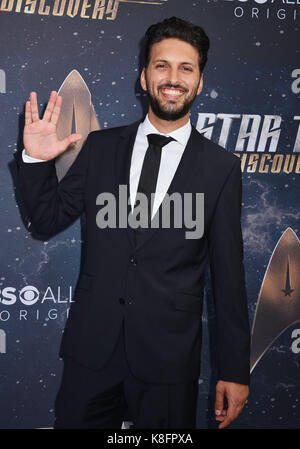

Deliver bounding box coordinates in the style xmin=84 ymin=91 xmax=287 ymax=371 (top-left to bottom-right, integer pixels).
xmin=167 ymin=66 xmax=181 ymax=86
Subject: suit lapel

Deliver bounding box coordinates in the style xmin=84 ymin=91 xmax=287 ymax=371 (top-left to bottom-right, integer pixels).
xmin=163 ymin=126 xmax=204 ymax=198
xmin=115 ymin=120 xmax=141 ymax=249
xmin=115 ymin=123 xmax=205 ymax=251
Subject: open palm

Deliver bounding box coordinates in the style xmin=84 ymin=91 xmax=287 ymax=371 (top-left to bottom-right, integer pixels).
xmin=23 ymin=91 xmax=82 ymax=161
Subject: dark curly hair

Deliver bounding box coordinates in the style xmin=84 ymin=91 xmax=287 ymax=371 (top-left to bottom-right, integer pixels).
xmin=144 ymin=16 xmax=210 ymax=73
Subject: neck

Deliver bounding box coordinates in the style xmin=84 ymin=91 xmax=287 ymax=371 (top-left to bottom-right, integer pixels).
xmin=147 ymin=109 xmax=190 ymax=134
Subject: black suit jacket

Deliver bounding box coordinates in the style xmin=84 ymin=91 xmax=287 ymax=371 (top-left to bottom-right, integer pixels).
xmin=15 ymin=121 xmax=250 ymax=385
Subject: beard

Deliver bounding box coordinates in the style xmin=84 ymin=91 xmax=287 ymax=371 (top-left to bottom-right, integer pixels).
xmin=145 ymin=75 xmax=200 ymax=122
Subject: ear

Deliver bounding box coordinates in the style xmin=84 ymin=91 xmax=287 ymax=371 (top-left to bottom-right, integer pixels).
xmin=140 ymin=68 xmax=147 ymax=92
xmin=197 ymin=73 xmax=204 ymax=96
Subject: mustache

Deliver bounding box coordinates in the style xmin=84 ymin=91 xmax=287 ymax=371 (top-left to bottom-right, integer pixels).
xmin=158 ymin=83 xmax=188 ymax=93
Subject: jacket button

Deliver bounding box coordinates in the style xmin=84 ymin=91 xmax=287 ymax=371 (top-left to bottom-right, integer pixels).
xmin=119 ymin=297 xmax=125 ymax=305
xmin=130 ymin=256 xmax=137 ymax=266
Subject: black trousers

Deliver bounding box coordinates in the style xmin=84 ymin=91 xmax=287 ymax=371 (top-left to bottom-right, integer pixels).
xmin=54 ymin=321 xmax=199 ymax=429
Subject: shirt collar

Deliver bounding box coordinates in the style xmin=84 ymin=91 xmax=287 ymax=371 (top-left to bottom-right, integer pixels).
xmin=139 ymin=114 xmax=191 ymax=147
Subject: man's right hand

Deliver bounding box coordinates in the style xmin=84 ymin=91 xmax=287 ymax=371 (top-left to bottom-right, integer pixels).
xmin=23 ymin=91 xmax=82 ymax=161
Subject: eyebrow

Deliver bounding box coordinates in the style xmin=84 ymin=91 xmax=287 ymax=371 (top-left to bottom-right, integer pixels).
xmin=153 ymin=59 xmax=196 ymax=67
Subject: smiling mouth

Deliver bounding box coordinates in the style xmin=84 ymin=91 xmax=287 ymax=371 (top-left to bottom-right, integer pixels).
xmin=160 ymin=87 xmax=186 ymax=100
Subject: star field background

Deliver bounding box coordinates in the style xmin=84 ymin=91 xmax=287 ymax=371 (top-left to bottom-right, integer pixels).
xmin=0 ymin=0 xmax=299 ymax=429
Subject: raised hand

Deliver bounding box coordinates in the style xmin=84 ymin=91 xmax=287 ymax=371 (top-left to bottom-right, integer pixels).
xmin=23 ymin=91 xmax=82 ymax=161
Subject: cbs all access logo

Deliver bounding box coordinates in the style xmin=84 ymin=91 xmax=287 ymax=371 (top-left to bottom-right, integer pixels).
xmin=0 ymin=284 xmax=74 ymax=322
xmin=223 ymin=0 xmax=299 ymax=21
xmin=0 ymin=284 xmax=74 ymax=354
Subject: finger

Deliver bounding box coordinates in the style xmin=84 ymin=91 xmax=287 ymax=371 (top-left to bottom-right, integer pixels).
xmin=43 ymin=91 xmax=57 ymax=122
xmin=218 ymin=402 xmax=242 ymax=429
xmin=25 ymin=101 xmax=32 ymax=125
xmin=215 ymin=386 xmax=225 ymax=418
xmin=50 ymin=95 xmax=63 ymax=126
xmin=215 ymin=408 xmax=227 ymax=422
xmin=30 ymin=91 xmax=40 ymax=122
xmin=218 ymin=409 xmax=234 ymax=429
xmin=58 ymin=133 xmax=82 ymax=153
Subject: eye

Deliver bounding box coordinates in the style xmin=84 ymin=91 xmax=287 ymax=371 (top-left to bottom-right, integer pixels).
xmin=182 ymin=66 xmax=193 ymax=72
xmin=155 ymin=63 xmax=167 ymax=69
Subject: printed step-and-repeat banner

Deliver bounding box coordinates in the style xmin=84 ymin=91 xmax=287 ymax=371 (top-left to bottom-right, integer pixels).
xmin=0 ymin=0 xmax=299 ymax=429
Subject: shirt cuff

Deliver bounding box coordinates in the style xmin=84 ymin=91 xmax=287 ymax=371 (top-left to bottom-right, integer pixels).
xmin=22 ymin=149 xmax=47 ymax=163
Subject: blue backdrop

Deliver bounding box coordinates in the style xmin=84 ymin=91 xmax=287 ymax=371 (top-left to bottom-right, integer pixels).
xmin=0 ymin=0 xmax=299 ymax=429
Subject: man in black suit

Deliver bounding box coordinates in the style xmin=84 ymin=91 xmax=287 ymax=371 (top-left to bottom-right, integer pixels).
xmin=16 ymin=17 xmax=250 ymax=429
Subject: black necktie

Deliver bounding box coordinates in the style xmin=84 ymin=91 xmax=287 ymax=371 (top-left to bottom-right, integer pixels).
xmin=133 ymin=133 xmax=175 ymax=244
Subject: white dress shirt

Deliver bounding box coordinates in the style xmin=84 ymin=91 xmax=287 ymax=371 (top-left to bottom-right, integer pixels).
xmin=22 ymin=114 xmax=192 ymax=219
